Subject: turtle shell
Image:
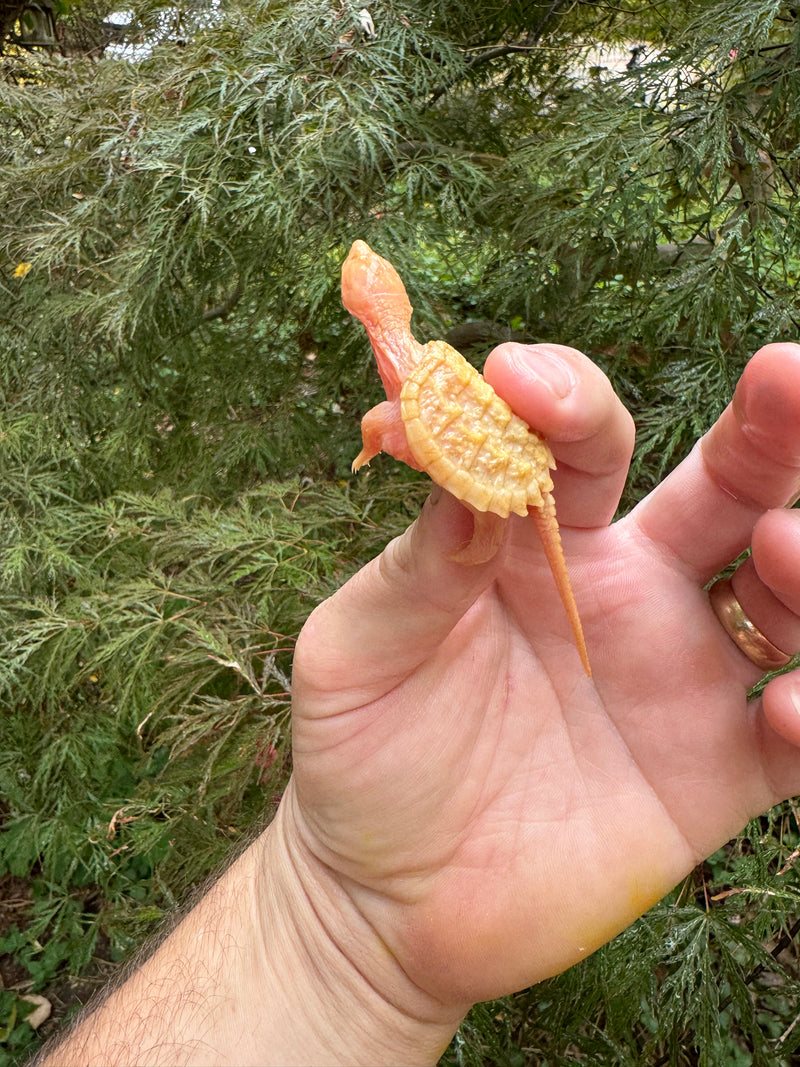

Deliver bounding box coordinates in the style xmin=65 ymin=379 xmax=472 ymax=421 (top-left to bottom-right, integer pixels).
xmin=400 ymin=340 xmax=555 ymax=518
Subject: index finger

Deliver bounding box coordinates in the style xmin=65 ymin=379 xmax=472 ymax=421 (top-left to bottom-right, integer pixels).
xmin=483 ymin=343 xmax=635 ymax=528
xmin=629 ymin=343 xmax=800 ymax=582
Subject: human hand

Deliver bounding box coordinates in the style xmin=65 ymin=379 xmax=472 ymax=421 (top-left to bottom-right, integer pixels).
xmin=46 ymin=343 xmax=800 ymax=1067
xmin=288 ymin=341 xmax=800 ymax=1015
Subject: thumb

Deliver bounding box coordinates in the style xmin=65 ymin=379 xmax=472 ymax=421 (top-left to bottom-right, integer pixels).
xmin=291 ymin=489 xmax=498 ymax=718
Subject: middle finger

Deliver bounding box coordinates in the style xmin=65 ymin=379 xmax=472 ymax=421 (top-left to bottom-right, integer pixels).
xmin=629 ymin=343 xmax=800 ymax=585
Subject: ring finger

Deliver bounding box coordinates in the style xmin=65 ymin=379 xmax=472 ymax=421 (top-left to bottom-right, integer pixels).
xmin=712 ymin=508 xmax=800 ymax=685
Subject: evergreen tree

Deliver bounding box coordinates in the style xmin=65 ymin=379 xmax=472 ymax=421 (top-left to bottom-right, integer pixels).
xmin=1 ymin=1 xmax=800 ymax=1061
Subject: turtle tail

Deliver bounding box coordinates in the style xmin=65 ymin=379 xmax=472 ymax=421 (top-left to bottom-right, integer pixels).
xmin=531 ymin=493 xmax=591 ymax=678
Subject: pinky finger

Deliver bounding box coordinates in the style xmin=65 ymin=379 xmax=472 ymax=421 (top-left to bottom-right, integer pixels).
xmin=752 ymin=670 xmax=800 ymax=808
xmin=762 ymin=670 xmax=800 ymax=748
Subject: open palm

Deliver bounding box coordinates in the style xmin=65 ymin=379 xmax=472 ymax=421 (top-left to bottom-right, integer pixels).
xmin=289 ymin=342 xmax=800 ymax=1009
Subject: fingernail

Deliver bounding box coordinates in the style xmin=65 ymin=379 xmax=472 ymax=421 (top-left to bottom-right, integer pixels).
xmin=531 ymin=346 xmax=578 ymax=398
xmin=506 ymin=343 xmax=577 ymax=399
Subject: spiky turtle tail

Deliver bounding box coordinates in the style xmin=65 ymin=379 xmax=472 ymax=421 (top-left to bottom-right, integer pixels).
xmin=531 ymin=493 xmax=591 ymax=678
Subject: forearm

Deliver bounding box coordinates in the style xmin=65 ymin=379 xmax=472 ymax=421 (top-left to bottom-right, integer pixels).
xmin=41 ymin=786 xmax=463 ymax=1067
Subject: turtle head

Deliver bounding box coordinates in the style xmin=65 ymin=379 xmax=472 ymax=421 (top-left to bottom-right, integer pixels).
xmin=342 ymin=241 xmax=413 ymax=335
xmin=342 ymin=240 xmax=421 ymax=395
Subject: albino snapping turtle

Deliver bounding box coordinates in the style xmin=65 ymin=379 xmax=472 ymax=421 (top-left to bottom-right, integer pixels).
xmin=343 ymin=239 xmax=590 ymax=677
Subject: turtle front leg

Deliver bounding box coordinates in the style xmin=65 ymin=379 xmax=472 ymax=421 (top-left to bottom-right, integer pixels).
xmin=352 ymin=400 xmax=422 ymax=472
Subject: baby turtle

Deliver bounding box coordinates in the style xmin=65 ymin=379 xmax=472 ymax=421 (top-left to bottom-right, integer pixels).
xmin=342 ymin=239 xmax=590 ymax=676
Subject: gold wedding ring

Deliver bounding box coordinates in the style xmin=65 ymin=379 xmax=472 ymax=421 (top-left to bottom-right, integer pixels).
xmin=708 ymin=576 xmax=793 ymax=672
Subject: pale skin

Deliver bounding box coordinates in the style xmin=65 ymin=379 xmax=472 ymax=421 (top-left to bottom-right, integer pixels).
xmin=44 ymin=341 xmax=800 ymax=1067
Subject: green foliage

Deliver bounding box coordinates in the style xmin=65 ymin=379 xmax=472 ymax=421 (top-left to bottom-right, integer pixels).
xmin=0 ymin=476 xmax=424 ymax=1063
xmin=1 ymin=0 xmax=800 ymax=1062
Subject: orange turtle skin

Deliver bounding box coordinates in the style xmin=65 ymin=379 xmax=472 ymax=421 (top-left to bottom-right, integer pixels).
xmin=342 ymin=239 xmax=590 ymax=677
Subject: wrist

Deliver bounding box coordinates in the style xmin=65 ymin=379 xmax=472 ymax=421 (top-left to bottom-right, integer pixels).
xmin=253 ymin=782 xmax=466 ymax=1065
xmin=44 ymin=781 xmax=464 ymax=1067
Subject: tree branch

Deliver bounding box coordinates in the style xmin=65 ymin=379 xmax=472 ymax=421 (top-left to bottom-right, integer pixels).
xmin=202 ymin=279 xmax=244 ymax=322
xmin=428 ymin=0 xmax=573 ymax=105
